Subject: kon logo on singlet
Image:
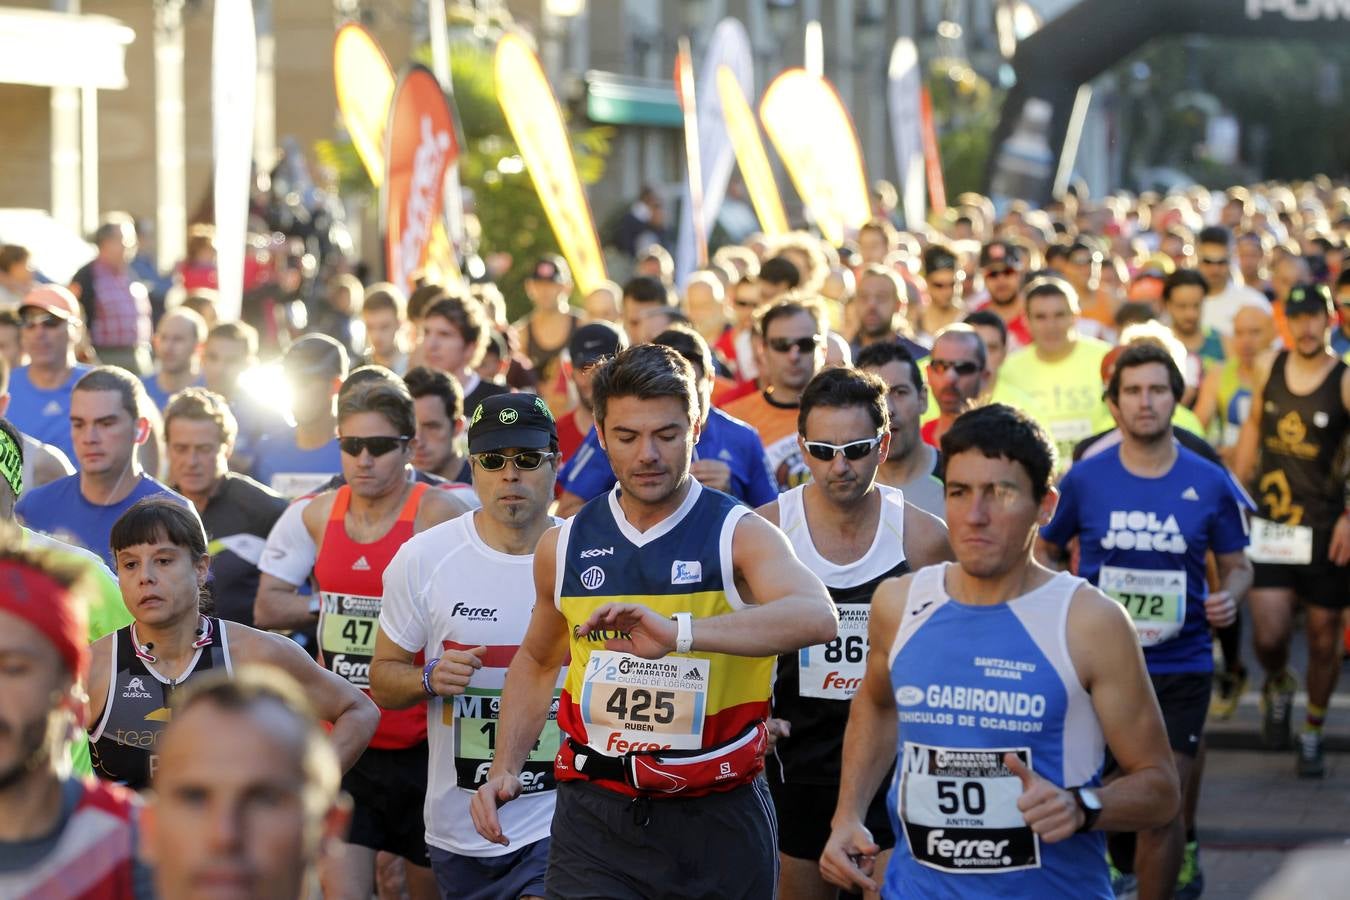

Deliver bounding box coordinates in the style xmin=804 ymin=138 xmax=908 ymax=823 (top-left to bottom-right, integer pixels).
xmin=1101 ymin=510 xmax=1187 ymax=553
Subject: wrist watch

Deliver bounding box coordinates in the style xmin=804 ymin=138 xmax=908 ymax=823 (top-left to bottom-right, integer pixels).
xmin=1071 ymin=786 xmax=1103 ymax=833
xmin=672 ymin=612 xmax=694 ymax=654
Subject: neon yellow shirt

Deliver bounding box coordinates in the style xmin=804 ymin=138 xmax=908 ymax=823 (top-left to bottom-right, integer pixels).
xmin=993 ymin=338 xmax=1114 ymax=469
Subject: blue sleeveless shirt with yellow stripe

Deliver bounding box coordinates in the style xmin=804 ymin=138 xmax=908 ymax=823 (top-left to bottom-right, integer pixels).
xmin=553 ymin=480 xmax=773 ymax=796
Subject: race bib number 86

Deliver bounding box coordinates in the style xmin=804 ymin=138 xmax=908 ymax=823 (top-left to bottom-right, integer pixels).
xmin=899 ymin=742 xmax=1040 ymax=874
xmin=799 ymin=604 xmax=869 ymax=699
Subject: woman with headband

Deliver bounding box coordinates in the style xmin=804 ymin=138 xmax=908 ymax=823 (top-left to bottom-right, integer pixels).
xmin=86 ymin=496 xmax=379 ymax=790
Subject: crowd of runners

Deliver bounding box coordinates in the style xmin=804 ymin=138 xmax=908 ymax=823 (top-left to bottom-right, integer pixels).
xmin=0 ymin=177 xmax=1348 ymax=899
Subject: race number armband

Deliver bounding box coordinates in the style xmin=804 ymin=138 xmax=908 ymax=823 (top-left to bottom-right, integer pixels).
xmin=899 ymin=742 xmax=1040 ymax=875
xmin=579 ymin=651 xmax=710 ymax=754
xmin=1097 ymin=566 xmax=1186 ymax=647
xmin=798 ymin=603 xmax=869 ymax=699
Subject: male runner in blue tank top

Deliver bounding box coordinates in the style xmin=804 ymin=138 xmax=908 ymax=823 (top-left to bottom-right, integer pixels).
xmin=1038 ymin=343 xmax=1251 ymax=900
xmin=821 ymin=403 xmax=1179 ymax=899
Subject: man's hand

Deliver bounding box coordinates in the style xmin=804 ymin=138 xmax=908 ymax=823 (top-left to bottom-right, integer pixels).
xmin=1005 ymin=753 xmax=1083 ymax=843
xmin=470 ymin=773 xmax=524 ymax=846
xmin=1204 ymin=590 xmax=1237 ymax=628
xmin=428 ymin=646 xmax=486 ymax=697
xmin=576 ymin=603 xmax=677 ymax=659
xmin=819 ymin=819 xmax=881 ymax=893
xmin=690 ymin=459 xmax=733 ymax=494
xmin=766 ymin=717 xmax=791 ymax=749
xmin=1329 ymin=515 xmax=1350 ymax=566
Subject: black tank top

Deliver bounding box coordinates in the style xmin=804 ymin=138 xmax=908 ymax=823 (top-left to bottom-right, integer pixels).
xmin=88 ymin=616 xmax=231 ymax=790
xmin=1258 ymin=351 xmax=1350 ymax=531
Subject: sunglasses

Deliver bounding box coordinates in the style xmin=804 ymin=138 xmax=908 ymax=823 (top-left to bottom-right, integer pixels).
xmin=338 ymin=435 xmax=411 ymax=457
xmin=21 ymin=314 xmax=64 ymax=330
xmin=929 ymin=359 xmax=981 ymax=376
xmin=1200 ymin=256 xmax=1230 ymax=266
xmin=474 ymin=450 xmax=553 ymax=471
xmin=767 ymin=335 xmax=823 ymax=354
xmin=803 ymin=435 xmax=883 ymax=462
xmin=984 ymin=267 xmax=1017 ymax=279
xmin=928 ymin=280 xmax=956 ymax=290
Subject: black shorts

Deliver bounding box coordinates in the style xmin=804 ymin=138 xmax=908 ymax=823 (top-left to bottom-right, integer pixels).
xmin=1151 ymin=673 xmax=1210 ymax=757
xmin=343 ymin=742 xmax=431 ymax=866
xmin=428 ymin=839 xmax=549 ymax=900
xmin=545 ymin=778 xmax=777 ymax=899
xmin=766 ymin=766 xmax=896 ymax=861
xmin=1252 ymin=527 xmax=1350 ymax=608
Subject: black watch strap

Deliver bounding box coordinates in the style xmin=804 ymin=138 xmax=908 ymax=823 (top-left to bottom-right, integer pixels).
xmin=1072 ymin=787 xmax=1101 ymax=833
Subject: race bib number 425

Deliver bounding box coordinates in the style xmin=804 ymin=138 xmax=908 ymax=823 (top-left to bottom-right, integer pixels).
xmin=579 ymin=651 xmax=709 ymax=754
xmin=799 ymin=603 xmax=868 ymax=699
xmin=899 ymin=742 xmax=1040 ymax=874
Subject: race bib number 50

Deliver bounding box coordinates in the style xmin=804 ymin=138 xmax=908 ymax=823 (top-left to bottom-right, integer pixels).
xmin=899 ymin=742 xmax=1040 ymax=874
xmin=579 ymin=651 xmax=709 ymax=754
xmin=799 ymin=604 xmax=868 ymax=699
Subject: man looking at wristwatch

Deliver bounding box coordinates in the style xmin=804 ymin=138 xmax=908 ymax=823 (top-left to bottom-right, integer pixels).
xmin=821 ymin=403 xmax=1179 ymax=899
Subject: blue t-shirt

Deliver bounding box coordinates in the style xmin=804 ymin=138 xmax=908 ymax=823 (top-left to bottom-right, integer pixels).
xmin=15 ymin=474 xmax=194 ymax=568
xmin=140 ymin=373 xmax=204 ymax=412
xmin=250 ymin=433 xmax=342 ymax=498
xmin=558 ymin=407 xmax=778 ymax=508
xmin=1039 ymin=445 xmax=1249 ymax=673
xmin=6 ymin=364 xmax=92 ymax=464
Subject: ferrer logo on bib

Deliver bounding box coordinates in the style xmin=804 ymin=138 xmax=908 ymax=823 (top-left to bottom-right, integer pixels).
xmin=671 ymin=560 xmax=702 ymax=584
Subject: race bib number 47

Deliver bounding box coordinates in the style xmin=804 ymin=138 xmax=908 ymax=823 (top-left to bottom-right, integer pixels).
xmin=319 ymin=593 xmax=381 ymax=688
xmin=899 ymin=742 xmax=1040 ymax=874
xmin=579 ymin=651 xmax=709 ymax=754
xmin=799 ymin=603 xmax=868 ymax=699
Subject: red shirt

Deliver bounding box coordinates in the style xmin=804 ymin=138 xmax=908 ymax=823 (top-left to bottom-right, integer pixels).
xmin=557 ymin=409 xmax=589 ymax=464
xmin=921 ymin=418 xmax=940 ymax=448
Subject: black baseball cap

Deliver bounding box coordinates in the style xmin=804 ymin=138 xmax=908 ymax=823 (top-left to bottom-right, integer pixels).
xmin=979 ymin=241 xmax=1022 ymax=271
xmin=528 ymin=255 xmax=572 ymax=285
xmin=467 ymin=393 xmax=558 ymax=454
xmin=568 ymin=321 xmax=627 ymax=368
xmin=1285 ymin=282 xmax=1332 ymax=317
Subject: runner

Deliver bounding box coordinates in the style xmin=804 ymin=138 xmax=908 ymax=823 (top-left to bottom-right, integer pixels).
xmin=556 ymin=321 xmax=626 ymax=462
xmin=306 ymin=376 xmax=469 ymax=899
xmin=850 ymin=266 xmax=929 ymax=361
xmin=917 ymin=245 xmax=966 ymax=343
xmin=140 ymin=307 xmax=206 ymax=412
xmin=557 ymin=324 xmax=776 ymax=515
xmin=968 ymin=241 xmax=1031 ymax=351
xmin=1234 ymin=282 xmax=1350 ymax=778
xmin=404 ymin=365 xmax=472 ymax=484
xmin=759 ymin=367 xmax=952 ymax=900
xmin=1038 ymin=343 xmax=1252 ymax=900
xmin=470 ymin=343 xmax=837 ymax=898
xmin=723 ymin=298 xmax=828 ymax=492
xmin=374 ymin=393 xmax=565 ymax=900
xmin=252 ymin=333 xmax=347 ymax=498
xmin=421 ymin=295 xmax=510 ymax=413
xmin=6 ymin=286 xmax=92 ymax=463
xmin=918 ymin=324 xmax=990 ymax=450
xmin=1195 ymin=303 xmax=1275 ymax=468
xmin=142 ymin=667 xmax=350 ymax=900
xmin=856 ymin=343 xmax=946 ymax=518
xmin=87 ymin=497 xmax=378 ymax=790
xmin=15 ymin=366 xmax=193 ymax=568
xmin=514 ymin=256 xmax=581 ymax=418
xmin=0 ymin=538 xmax=148 ymax=900
xmin=820 ymin=403 xmax=1179 ymax=898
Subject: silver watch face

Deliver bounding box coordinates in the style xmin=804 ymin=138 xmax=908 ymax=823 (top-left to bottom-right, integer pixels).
xmin=1079 ymin=788 xmax=1103 ymax=811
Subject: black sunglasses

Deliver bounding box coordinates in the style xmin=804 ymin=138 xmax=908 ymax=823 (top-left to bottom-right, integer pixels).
xmin=984 ymin=267 xmax=1017 ymax=279
xmin=803 ymin=435 xmax=883 ymax=462
xmin=338 ymin=435 xmax=411 ymax=457
xmin=20 ymin=314 xmax=64 ymax=330
xmin=474 ymin=450 xmax=553 ymax=471
xmin=1200 ymin=256 xmax=1230 ymax=266
xmin=767 ymin=335 xmax=823 ymax=354
xmin=929 ymin=359 xmax=981 ymax=376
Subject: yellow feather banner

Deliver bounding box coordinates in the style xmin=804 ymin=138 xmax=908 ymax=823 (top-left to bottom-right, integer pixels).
xmin=716 ymin=65 xmax=788 ymax=237
xmin=759 ymin=68 xmax=870 ymax=246
xmin=494 ymin=33 xmax=607 ymax=295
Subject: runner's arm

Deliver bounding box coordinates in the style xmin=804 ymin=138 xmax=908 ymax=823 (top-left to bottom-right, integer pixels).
xmin=1214 ymin=549 xmax=1253 ymax=604
xmin=231 ymin=624 xmax=379 ymax=772
xmin=83 ymin=634 xmax=113 ymax=729
xmin=820 ymin=575 xmax=907 ymax=893
xmin=253 ymin=572 xmax=318 ymax=630
xmin=553 ymin=490 xmax=586 ymax=519
xmin=902 ymin=502 xmax=953 ymax=569
xmin=1068 ymin=585 xmax=1179 ymax=832
xmin=1232 ymin=368 xmax=1267 ymax=487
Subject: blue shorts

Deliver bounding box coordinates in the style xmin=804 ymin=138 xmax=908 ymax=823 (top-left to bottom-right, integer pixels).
xmin=427 ymin=839 xmax=550 ymax=900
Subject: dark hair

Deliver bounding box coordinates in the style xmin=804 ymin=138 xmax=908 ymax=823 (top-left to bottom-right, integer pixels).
xmin=361 ymin=283 xmax=406 ymax=318
xmin=756 ymin=297 xmax=824 ymax=339
xmin=407 ymin=283 xmax=447 ymax=322
xmin=1024 ymin=276 xmax=1078 ymax=314
xmin=1114 ymin=301 xmax=1158 ymax=329
xmin=621 ymin=276 xmax=674 ymax=308
xmin=963 ymin=309 xmax=1008 ymax=345
xmin=404 ymin=365 xmax=463 ymax=421
xmin=855 ymin=341 xmax=923 ymax=393
xmin=1106 ymin=341 xmax=1184 ymax=404
xmin=424 ymin=295 xmax=489 ymax=362
xmin=1197 ymin=225 xmax=1232 ymax=248
xmin=797 ymin=367 xmax=888 ymax=436
xmin=1162 ymin=268 xmax=1208 ymax=301
xmin=206 ymin=320 xmax=258 ymax=357
xmin=284 ymin=335 xmax=350 ymax=381
xmin=110 ymin=497 xmax=209 ymax=562
xmin=0 ymin=245 xmax=30 ymax=271
xmin=163 ymin=387 xmax=238 ymax=447
xmin=73 ymin=366 xmax=146 ymax=421
xmin=1044 ymin=242 xmax=1072 ymax=265
xmin=857 ymin=264 xmax=905 ymax=300
xmin=337 ymin=377 xmax=416 ymax=438
xmin=651 ymin=323 xmax=713 ymax=381
xmin=340 ymin=364 xmax=399 ymax=399
xmin=923 ymin=244 xmax=958 ymax=274
xmin=939 ymin=404 xmax=1056 ymax=503
xmin=758 ymin=256 xmax=801 ymax=288
xmin=590 ymin=344 xmax=698 ymax=431
xmin=932 ymin=323 xmax=988 ymax=371
xmin=0 ymin=309 xmax=18 ymax=334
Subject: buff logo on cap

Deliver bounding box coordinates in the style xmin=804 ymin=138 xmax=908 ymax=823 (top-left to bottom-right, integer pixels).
xmin=499 ymin=408 xmax=519 ymax=425
xmin=0 ymin=427 xmax=22 ymax=498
